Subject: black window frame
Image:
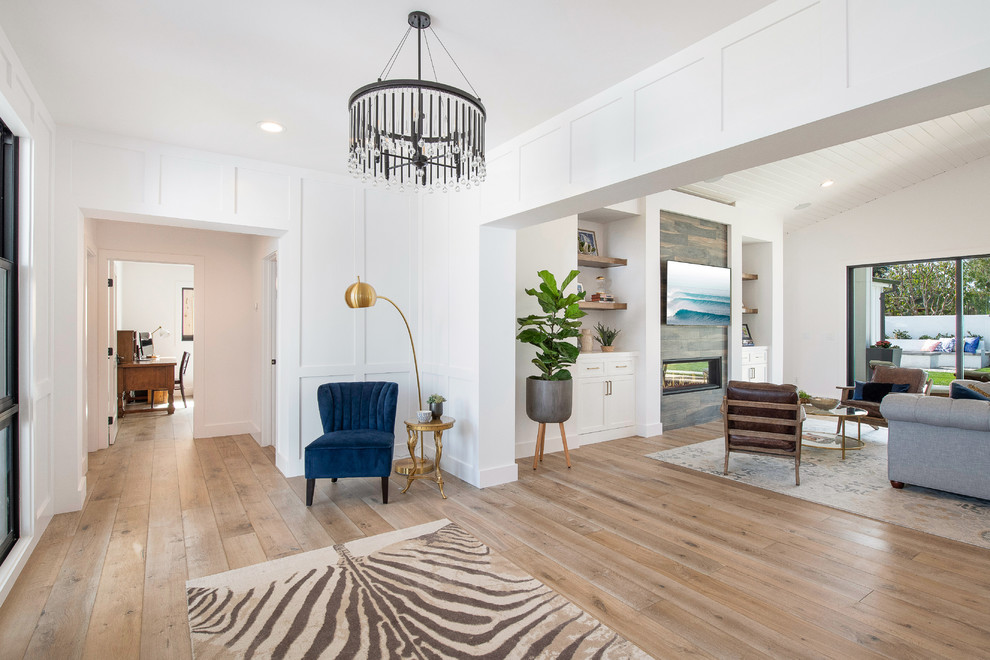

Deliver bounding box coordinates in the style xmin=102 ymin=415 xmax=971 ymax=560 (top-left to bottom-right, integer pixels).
xmin=0 ymin=115 xmax=18 ymax=567
xmin=846 ymin=254 xmax=990 ymax=384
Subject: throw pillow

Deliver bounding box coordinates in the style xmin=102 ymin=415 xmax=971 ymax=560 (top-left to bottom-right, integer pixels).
xmin=890 ymin=383 xmax=911 ymax=393
xmin=851 ymin=380 xmax=868 ymax=400
xmin=861 ymin=382 xmax=895 ymax=403
xmin=921 ymin=339 xmax=940 ymax=352
xmin=950 ymin=382 xmax=990 ymax=401
xmin=963 ymin=336 xmax=981 ymax=353
xmin=937 ymin=337 xmax=956 ymax=353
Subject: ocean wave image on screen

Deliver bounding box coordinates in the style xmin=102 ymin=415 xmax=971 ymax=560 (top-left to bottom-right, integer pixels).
xmin=666 ymin=290 xmax=731 ymax=325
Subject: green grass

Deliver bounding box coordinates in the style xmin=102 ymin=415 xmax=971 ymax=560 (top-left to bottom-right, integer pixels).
xmin=926 ymin=367 xmax=990 ymax=386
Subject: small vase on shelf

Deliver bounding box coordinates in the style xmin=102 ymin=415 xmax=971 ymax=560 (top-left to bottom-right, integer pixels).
xmin=579 ymin=328 xmax=593 ymax=353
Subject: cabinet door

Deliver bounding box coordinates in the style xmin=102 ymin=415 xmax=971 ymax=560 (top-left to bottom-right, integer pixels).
xmin=744 ymin=364 xmax=768 ymax=383
xmin=604 ymin=376 xmax=636 ymax=428
xmin=576 ymin=378 xmax=606 ymax=433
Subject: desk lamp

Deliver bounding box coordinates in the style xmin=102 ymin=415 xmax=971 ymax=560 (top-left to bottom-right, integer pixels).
xmin=149 ymin=325 xmax=171 ymax=359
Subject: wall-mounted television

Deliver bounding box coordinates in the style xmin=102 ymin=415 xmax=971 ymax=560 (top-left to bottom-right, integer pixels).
xmin=665 ymin=260 xmax=731 ymax=326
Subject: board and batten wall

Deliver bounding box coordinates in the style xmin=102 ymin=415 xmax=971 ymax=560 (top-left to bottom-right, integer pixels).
xmin=52 ymin=126 xmax=467 ymax=511
xmin=0 ymin=17 xmax=57 ymax=604
xmin=660 ymin=212 xmax=729 ymax=430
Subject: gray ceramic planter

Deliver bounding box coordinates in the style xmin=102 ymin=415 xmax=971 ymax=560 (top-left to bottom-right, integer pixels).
xmin=526 ymin=377 xmax=573 ymax=423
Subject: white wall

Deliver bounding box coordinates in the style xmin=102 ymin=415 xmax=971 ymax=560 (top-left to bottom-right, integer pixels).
xmin=117 ymin=261 xmax=195 ymax=390
xmin=785 ymin=155 xmax=990 ymax=395
xmin=0 ymin=21 xmax=56 ymax=605
xmin=515 ymin=215 xmax=578 ymax=459
xmin=53 ymin=126 xmax=428 ymax=508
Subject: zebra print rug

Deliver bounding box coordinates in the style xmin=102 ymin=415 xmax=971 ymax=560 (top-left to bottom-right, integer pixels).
xmin=186 ymin=519 xmax=649 ymax=659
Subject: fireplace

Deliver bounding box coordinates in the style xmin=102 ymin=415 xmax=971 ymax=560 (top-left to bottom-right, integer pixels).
xmin=663 ymin=357 xmax=722 ymax=395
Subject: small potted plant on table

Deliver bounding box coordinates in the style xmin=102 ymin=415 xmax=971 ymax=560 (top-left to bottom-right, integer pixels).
xmin=427 ymin=393 xmax=445 ymax=420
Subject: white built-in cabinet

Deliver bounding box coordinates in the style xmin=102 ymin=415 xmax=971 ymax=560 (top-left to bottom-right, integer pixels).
xmin=574 ymin=352 xmax=637 ymax=441
xmin=740 ymin=345 xmax=768 ymax=383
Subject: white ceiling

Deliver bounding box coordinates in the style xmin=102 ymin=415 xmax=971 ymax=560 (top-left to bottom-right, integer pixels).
xmin=678 ymin=105 xmax=990 ymax=234
xmin=0 ymin=0 xmax=774 ymax=172
xmin=4 ymin=1 xmax=988 ymax=232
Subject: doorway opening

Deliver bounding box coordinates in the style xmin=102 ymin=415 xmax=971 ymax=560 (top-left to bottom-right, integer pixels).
xmin=106 ymin=260 xmax=195 ymax=445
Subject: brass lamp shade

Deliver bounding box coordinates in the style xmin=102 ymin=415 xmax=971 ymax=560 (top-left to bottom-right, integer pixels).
xmin=345 ymin=277 xmax=377 ymax=308
xmin=343 ymin=276 xmax=422 ymax=409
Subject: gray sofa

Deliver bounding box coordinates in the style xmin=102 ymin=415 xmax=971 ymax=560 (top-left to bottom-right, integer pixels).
xmin=880 ymin=386 xmax=990 ymax=500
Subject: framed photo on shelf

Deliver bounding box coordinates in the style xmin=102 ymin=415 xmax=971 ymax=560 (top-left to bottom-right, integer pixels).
xmin=577 ymin=229 xmax=598 ymax=256
xmin=742 ymin=323 xmax=754 ymax=346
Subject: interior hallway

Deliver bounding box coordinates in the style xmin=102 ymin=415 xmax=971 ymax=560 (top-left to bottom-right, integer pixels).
xmin=0 ymin=405 xmax=988 ymax=658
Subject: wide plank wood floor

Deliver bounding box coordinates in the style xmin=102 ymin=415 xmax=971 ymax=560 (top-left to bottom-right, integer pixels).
xmin=2 ymin=405 xmax=989 ymax=658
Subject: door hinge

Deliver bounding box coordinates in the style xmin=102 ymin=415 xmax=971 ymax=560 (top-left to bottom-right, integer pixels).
xmin=107 ymin=347 xmax=114 ymax=356
xmin=108 ymin=278 xmax=113 ymax=287
xmin=108 ymin=416 xmax=113 ymax=426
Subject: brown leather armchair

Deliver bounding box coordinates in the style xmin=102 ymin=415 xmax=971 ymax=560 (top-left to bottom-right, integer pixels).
xmin=837 ymin=365 xmax=931 ymax=429
xmin=722 ymin=381 xmax=805 ymax=485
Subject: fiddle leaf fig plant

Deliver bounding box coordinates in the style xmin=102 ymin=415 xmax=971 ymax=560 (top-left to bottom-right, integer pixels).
xmin=517 ymin=269 xmax=587 ymax=380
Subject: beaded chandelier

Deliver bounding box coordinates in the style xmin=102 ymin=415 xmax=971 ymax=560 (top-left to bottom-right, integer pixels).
xmin=347 ymin=11 xmax=486 ymax=192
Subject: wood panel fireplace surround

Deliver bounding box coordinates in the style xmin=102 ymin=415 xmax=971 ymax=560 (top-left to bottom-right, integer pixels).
xmin=663 ymin=357 xmax=723 ymax=395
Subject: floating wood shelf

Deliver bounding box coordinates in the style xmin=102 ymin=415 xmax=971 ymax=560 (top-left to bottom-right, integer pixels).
xmin=579 ymin=301 xmax=628 ymax=310
xmin=578 ymin=254 xmax=628 ymax=268
xmin=742 ymin=272 xmax=758 ymax=281
xmin=741 ymin=306 xmax=759 ymax=314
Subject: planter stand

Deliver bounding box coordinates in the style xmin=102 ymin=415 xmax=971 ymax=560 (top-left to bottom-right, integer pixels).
xmin=532 ymin=422 xmax=572 ymax=470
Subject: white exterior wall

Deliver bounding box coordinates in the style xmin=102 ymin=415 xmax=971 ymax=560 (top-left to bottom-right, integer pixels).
xmin=785 ymin=155 xmax=990 ymax=395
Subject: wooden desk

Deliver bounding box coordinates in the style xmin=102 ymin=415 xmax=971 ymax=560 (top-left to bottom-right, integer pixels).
xmin=118 ymin=358 xmax=176 ymax=416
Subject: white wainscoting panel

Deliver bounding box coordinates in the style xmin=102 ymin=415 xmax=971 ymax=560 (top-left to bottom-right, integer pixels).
xmin=722 ymin=2 xmax=824 ymax=132
xmin=519 ymin=127 xmax=569 ymax=204
xmin=234 ymin=167 xmax=291 ymax=226
xmin=848 ymin=0 xmax=990 ymax=89
xmin=447 ymin=194 xmax=481 ymax=374
xmin=634 ymin=59 xmax=716 ymax=162
xmin=480 ymin=151 xmax=518 ymax=219
xmin=71 ymin=142 xmax=146 ymax=206
xmin=300 ymin=178 xmax=357 ymax=368
xmin=420 ymin=195 xmax=450 ymax=367
xmin=364 ymin=189 xmax=414 ymax=367
xmin=160 ymin=155 xmax=225 ymax=216
xmin=571 ymin=97 xmax=631 ymax=187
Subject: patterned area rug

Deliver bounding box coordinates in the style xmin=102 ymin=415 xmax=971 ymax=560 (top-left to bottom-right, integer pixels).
xmin=646 ymin=418 xmax=990 ymax=550
xmin=186 ymin=519 xmax=650 ymax=659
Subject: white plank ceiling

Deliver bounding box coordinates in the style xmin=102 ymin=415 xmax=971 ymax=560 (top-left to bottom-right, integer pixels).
xmin=679 ymin=105 xmax=990 ymax=234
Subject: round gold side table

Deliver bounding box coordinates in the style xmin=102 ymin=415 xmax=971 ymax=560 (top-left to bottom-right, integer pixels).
xmin=398 ymin=416 xmax=454 ymax=499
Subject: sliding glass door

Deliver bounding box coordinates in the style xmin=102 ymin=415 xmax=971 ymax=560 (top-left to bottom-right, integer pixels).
xmin=848 ymin=255 xmax=990 ymax=387
xmin=0 ymin=117 xmax=17 ymax=566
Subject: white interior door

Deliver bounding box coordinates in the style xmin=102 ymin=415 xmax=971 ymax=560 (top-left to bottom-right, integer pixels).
xmin=262 ymin=252 xmax=278 ymax=447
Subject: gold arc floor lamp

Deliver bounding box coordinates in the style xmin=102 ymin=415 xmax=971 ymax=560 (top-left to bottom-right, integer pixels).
xmin=344 ymin=276 xmax=428 ymax=476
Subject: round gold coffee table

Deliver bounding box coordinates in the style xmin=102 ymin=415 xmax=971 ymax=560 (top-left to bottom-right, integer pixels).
xmin=398 ymin=416 xmax=454 ymax=498
xmin=801 ymin=403 xmax=868 ymax=459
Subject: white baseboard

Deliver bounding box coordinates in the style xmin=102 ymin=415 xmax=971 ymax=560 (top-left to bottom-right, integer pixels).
xmin=199 ymin=421 xmax=262 ymax=439
xmin=579 ymin=426 xmax=639 ymax=445
xmin=276 ymin=451 xmax=303 ymax=478
xmin=637 ymin=422 xmax=663 ymax=438
xmin=479 ymin=463 xmax=518 ymax=488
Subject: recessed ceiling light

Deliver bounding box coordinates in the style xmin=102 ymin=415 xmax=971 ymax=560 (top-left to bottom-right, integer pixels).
xmin=794 ymin=202 xmax=811 ymax=210
xmin=820 ymin=179 xmax=834 ymax=187
xmin=257 ymin=121 xmax=285 ymax=133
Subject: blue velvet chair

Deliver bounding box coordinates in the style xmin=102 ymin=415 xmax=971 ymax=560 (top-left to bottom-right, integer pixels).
xmin=305 ymin=381 xmax=398 ymax=505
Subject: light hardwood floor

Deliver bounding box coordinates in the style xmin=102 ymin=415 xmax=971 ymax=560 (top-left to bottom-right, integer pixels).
xmin=2 ymin=404 xmax=989 ymax=658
